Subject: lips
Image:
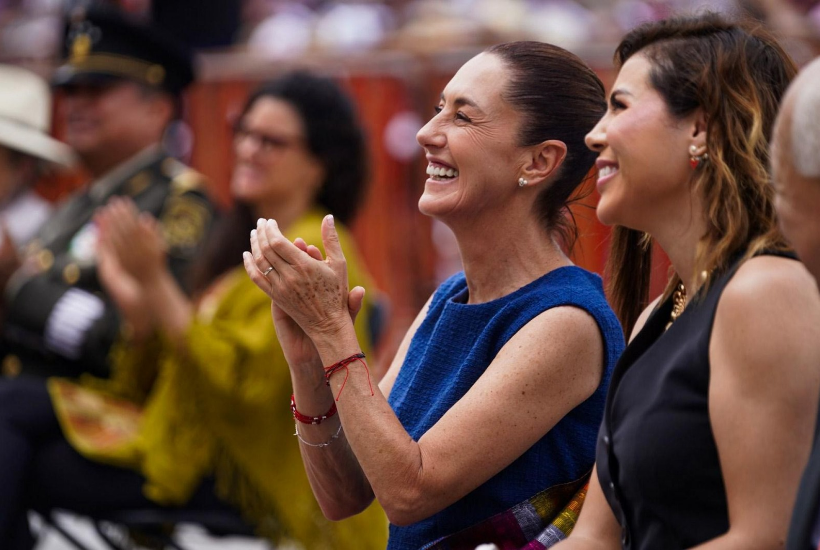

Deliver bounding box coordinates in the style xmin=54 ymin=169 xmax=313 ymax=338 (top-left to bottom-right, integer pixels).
xmin=595 ymin=159 xmax=619 ymax=190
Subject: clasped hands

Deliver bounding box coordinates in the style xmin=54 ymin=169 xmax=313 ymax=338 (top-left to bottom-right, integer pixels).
xmin=243 ymin=215 xmax=364 ymax=370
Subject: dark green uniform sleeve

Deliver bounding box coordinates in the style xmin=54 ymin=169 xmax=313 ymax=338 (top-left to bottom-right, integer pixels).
xmin=0 ymin=156 xmax=215 ymax=378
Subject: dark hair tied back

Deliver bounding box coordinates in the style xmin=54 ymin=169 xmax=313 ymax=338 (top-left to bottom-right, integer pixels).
xmin=487 ymin=41 xmax=606 ymax=251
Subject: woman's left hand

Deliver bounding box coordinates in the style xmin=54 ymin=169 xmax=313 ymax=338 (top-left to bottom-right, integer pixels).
xmin=247 ymin=216 xmax=352 ymax=341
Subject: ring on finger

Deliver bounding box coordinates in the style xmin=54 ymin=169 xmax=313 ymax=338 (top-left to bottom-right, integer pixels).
xmin=262 ymin=266 xmax=274 ymax=276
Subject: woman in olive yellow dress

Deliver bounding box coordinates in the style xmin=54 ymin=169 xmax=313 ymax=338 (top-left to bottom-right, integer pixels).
xmin=0 ymin=71 xmax=387 ymax=549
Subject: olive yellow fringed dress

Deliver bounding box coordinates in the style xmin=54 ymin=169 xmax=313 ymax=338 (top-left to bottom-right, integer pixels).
xmin=48 ymin=210 xmax=388 ymax=549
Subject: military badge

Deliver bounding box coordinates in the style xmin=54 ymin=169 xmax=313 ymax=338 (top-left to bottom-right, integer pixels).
xmin=66 ymin=17 xmax=101 ymax=65
xmin=160 ymin=196 xmax=211 ymax=257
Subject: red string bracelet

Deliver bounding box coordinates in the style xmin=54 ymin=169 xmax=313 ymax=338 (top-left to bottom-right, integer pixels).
xmin=323 ymin=352 xmax=374 ymax=401
xmin=290 ymin=394 xmax=337 ymax=425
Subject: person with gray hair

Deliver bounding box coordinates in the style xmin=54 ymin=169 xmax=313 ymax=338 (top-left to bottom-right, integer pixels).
xmin=773 ymin=56 xmax=820 ymax=550
xmin=772 ymin=57 xmax=820 ymax=282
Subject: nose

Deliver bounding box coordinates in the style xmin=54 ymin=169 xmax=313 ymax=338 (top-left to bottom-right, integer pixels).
xmin=62 ymin=86 xmax=95 ymax=111
xmin=416 ymin=114 xmax=445 ymax=150
xmin=234 ymin=131 xmax=261 ymax=160
xmin=585 ymin=116 xmax=608 ymax=153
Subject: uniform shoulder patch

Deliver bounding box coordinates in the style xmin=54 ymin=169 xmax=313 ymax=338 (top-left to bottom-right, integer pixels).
xmin=161 ymin=157 xmax=186 ymax=179
xmin=172 ymin=169 xmax=209 ymax=197
xmin=159 ymin=194 xmax=212 ymax=256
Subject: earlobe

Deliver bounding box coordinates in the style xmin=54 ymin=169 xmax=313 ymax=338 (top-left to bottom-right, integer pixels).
xmin=691 ymin=110 xmax=708 ymax=147
xmin=688 ymin=111 xmax=709 ymax=167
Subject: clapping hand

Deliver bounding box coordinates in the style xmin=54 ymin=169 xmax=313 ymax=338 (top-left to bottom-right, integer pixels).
xmin=96 ymin=197 xmax=167 ymax=285
xmin=244 ymin=217 xmax=364 ymax=373
xmin=95 ymin=198 xmax=166 ymax=341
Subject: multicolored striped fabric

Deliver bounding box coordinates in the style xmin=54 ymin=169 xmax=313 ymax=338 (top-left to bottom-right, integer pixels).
xmin=422 ymin=474 xmax=590 ymax=550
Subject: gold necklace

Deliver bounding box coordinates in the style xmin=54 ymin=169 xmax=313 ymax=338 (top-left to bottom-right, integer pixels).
xmin=667 ymin=281 xmax=687 ymax=328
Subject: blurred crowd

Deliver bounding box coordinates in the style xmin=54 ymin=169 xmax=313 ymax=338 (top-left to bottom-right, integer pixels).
xmin=1 ymin=0 xmax=819 ymax=62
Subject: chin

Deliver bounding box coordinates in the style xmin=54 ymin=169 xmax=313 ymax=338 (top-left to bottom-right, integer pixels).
xmin=417 ymin=197 xmax=435 ymax=218
xmin=594 ymin=198 xmax=619 ymax=227
xmin=64 ymin=135 xmax=99 ymax=157
xmin=230 ymin=186 xmax=259 ymax=205
xmin=417 ymin=193 xmax=454 ymax=220
xmin=418 ymin=181 xmax=465 ymax=215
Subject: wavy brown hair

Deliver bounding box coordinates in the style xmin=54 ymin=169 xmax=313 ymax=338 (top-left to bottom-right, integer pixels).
xmin=606 ymin=13 xmax=797 ymax=336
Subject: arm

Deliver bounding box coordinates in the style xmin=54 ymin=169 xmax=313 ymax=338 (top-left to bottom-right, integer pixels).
xmin=97 ymin=198 xmax=194 ymax=348
xmin=552 ymin=466 xmax=623 ymax=550
xmin=296 ymin=294 xmax=432 ymax=520
xmin=244 ymin=234 xmax=433 ymax=519
xmin=553 ymin=296 xmax=661 ymax=549
xmin=247 ymin=216 xmax=606 ymax=525
xmin=99 ymin=198 xmax=286 ymax=404
xmin=1 ymin=188 xmax=212 ymax=376
xmin=3 ymin=267 xmax=121 ymax=376
xmin=691 ymin=257 xmax=820 ymax=549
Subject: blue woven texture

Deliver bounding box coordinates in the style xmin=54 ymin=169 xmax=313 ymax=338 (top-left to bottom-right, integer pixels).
xmin=386 ymin=267 xmax=624 ymax=549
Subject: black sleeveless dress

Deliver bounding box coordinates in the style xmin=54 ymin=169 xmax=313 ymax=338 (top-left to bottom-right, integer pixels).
xmin=597 ymin=252 xmax=796 ymax=549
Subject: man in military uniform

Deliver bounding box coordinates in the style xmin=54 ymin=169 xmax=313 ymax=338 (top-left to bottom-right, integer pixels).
xmin=0 ymin=6 xmax=214 ymax=378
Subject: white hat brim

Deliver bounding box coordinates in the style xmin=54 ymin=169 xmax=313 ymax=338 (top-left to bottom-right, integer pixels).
xmin=0 ymin=119 xmax=75 ymax=168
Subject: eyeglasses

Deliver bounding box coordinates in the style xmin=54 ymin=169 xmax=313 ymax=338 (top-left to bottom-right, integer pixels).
xmin=233 ymin=124 xmax=304 ymax=154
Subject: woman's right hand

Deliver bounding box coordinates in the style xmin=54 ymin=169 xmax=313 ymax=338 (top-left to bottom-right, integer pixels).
xmin=244 ymin=237 xmax=366 ymax=373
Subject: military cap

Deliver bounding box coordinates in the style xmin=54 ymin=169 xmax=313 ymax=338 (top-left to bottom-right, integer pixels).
xmin=52 ymin=6 xmax=195 ymax=96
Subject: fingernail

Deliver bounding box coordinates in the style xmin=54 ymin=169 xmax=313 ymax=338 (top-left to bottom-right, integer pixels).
xmin=327 ymin=214 xmax=335 ymax=227
xmin=267 ymin=219 xmax=277 ymax=228
xmin=251 ymin=229 xmax=256 ymax=237
xmin=257 ymin=218 xmax=265 ymax=225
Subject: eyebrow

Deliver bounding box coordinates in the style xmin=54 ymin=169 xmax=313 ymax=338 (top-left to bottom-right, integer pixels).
xmin=440 ymin=93 xmax=481 ymax=110
xmin=610 ymin=89 xmax=633 ymax=102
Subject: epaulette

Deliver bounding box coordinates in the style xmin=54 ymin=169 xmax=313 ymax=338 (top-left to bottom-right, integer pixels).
xmin=160 ymin=157 xmax=208 ymax=196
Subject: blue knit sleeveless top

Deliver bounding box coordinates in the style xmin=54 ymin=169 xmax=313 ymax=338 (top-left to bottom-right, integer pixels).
xmin=386 ymin=266 xmax=624 ymax=549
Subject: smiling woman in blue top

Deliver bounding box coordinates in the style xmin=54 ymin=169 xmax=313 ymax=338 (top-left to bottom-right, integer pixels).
xmin=245 ymin=41 xmax=625 ymax=549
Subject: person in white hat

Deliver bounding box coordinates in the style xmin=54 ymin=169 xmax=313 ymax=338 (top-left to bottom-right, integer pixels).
xmin=0 ymin=64 xmax=74 ymax=251
xmin=0 ymin=64 xmax=74 ymax=306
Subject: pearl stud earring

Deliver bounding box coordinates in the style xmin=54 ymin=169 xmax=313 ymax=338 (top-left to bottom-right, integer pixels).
xmin=689 ymin=145 xmax=709 ymax=169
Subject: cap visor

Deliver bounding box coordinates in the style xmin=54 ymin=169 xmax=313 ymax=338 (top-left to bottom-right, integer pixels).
xmin=52 ymin=66 xmax=125 ymax=89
